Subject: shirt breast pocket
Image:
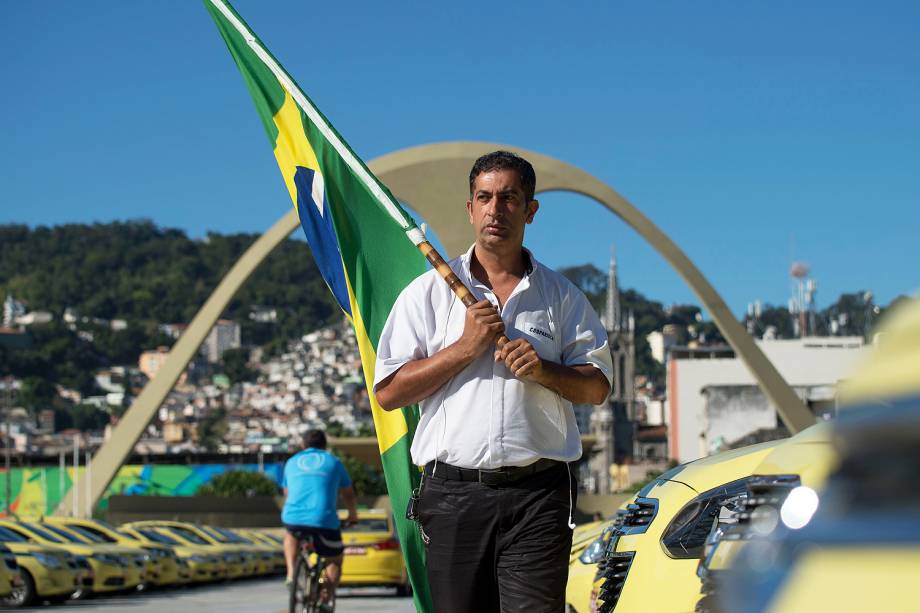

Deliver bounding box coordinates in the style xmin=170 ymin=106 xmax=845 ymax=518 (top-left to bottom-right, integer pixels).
xmin=514 ymin=313 xmax=559 ymax=360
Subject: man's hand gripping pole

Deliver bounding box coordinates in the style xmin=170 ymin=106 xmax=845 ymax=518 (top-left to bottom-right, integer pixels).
xmin=416 ymin=241 xmax=510 ymax=350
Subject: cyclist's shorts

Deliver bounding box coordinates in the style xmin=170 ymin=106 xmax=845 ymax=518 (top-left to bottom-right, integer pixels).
xmin=284 ymin=524 xmax=344 ymax=557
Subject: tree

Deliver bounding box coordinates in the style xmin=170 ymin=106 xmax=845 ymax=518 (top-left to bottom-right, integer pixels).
xmin=332 ymin=449 xmax=387 ymax=496
xmin=559 ymin=264 xmax=606 ymax=311
xmin=196 ymin=470 xmax=280 ymax=497
xmin=220 ymin=347 xmax=256 ymax=384
xmin=17 ymin=377 xmax=57 ymax=414
xmin=197 ymin=407 xmax=228 ymax=452
xmin=71 ymin=403 xmax=110 ymax=432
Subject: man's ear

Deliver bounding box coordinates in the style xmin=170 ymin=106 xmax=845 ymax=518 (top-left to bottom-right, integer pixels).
xmin=526 ymin=199 xmax=539 ymax=224
xmin=467 ymin=199 xmax=474 ymax=224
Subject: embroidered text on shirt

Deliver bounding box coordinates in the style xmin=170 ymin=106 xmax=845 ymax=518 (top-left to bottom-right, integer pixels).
xmin=529 ymin=326 xmax=554 ymax=341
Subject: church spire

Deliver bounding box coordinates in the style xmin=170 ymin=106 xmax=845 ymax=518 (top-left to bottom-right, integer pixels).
xmin=606 ymin=245 xmax=620 ymax=333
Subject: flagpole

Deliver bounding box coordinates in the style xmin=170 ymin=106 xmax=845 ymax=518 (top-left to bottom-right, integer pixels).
xmin=416 ymin=241 xmax=510 ymax=348
xmin=209 ymin=0 xmax=509 ymax=349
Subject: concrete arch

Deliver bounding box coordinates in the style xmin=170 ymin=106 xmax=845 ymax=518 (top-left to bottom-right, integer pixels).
xmin=62 ymin=141 xmax=812 ymax=515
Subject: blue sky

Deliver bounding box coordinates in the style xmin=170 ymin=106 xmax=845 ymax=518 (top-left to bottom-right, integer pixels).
xmin=3 ymin=1 xmax=918 ymax=315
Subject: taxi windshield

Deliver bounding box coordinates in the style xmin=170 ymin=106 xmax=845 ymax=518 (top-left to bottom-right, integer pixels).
xmin=20 ymin=522 xmax=66 ymax=543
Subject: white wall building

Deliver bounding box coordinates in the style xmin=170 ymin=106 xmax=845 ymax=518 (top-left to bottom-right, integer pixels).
xmin=202 ymin=319 xmax=241 ymax=363
xmin=666 ymin=336 xmax=866 ymax=463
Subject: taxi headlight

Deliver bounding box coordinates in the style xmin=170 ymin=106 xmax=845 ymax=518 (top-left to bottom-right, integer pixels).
xmin=579 ymin=533 xmax=608 ymax=565
xmin=187 ymin=555 xmax=207 ymax=563
xmin=33 ymin=552 xmax=63 ymax=569
xmin=661 ymin=478 xmax=750 ymax=559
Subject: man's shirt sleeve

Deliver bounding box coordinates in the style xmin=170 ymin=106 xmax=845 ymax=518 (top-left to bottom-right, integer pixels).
xmin=373 ymin=279 xmax=429 ymax=391
xmin=560 ymin=290 xmax=614 ymax=388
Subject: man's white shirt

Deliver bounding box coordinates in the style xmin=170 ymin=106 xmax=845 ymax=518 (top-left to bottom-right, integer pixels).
xmin=373 ymin=245 xmax=613 ymax=470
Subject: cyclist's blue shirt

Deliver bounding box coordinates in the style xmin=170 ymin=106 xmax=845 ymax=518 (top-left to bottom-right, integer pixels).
xmin=281 ymin=448 xmax=352 ymax=529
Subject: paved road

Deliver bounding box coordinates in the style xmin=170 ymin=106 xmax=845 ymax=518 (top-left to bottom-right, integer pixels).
xmin=18 ymin=578 xmax=415 ymax=613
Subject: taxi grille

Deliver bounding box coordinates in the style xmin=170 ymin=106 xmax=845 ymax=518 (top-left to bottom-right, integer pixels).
xmin=594 ymin=511 xmax=627 ymax=577
xmin=621 ymin=498 xmax=658 ymax=531
xmin=596 ymin=551 xmax=635 ymax=613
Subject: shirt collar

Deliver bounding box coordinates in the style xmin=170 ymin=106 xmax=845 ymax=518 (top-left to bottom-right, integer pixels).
xmin=461 ymin=244 xmax=539 ymax=284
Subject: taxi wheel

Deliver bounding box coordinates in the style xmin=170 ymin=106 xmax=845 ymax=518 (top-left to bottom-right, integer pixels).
xmin=2 ymin=569 xmax=36 ymax=607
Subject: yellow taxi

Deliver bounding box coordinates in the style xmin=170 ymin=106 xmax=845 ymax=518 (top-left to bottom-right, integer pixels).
xmin=695 ymin=421 xmax=837 ymax=612
xmin=119 ymin=525 xmax=226 ymax=583
xmin=717 ymin=298 xmax=920 ymax=613
xmin=566 ymin=518 xmax=616 ymax=613
xmin=239 ymin=528 xmax=283 ymax=549
xmin=0 ymin=544 xmax=22 ymax=599
xmin=337 ymin=509 xmax=410 ymax=595
xmin=239 ymin=529 xmax=288 ymax=574
xmin=124 ymin=521 xmax=253 ymax=579
xmin=0 ymin=519 xmax=143 ymax=595
xmin=197 ymin=524 xmax=277 ymax=576
xmin=216 ymin=526 xmax=286 ymax=575
xmin=174 ymin=555 xmax=194 ymax=584
xmin=593 ymin=439 xmax=783 ymax=612
xmin=44 ymin=517 xmax=181 ymax=588
xmin=0 ymin=526 xmax=79 ymax=606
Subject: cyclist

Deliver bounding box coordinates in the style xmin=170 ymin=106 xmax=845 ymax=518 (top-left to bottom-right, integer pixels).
xmin=282 ymin=429 xmax=358 ymax=605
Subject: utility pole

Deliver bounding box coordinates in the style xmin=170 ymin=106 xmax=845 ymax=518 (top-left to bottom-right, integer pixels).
xmin=58 ymin=448 xmax=65 ymax=515
xmin=85 ymin=451 xmax=92 ymax=519
xmin=72 ymin=435 xmax=79 ymax=518
xmin=4 ymin=421 xmax=10 ymax=518
xmin=41 ymin=469 xmax=47 ymax=517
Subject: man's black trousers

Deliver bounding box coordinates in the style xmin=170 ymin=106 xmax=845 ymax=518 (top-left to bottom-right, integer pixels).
xmin=417 ymin=461 xmax=576 ymax=612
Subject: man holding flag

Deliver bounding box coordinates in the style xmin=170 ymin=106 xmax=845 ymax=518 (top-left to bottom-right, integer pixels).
xmin=374 ymin=151 xmax=613 ymax=611
xmin=205 ymin=1 xmax=610 ymax=608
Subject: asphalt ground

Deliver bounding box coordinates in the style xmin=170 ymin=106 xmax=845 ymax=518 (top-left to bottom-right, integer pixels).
xmin=16 ymin=578 xmax=415 ymax=613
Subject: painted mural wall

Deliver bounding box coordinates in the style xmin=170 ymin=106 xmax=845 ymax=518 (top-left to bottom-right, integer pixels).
xmin=0 ymin=463 xmax=285 ymax=518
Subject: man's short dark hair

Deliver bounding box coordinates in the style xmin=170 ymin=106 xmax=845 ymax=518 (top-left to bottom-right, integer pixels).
xmin=304 ymin=429 xmax=327 ymax=450
xmin=469 ymin=150 xmax=537 ymax=202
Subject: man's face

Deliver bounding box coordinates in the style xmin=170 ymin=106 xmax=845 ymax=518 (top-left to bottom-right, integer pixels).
xmin=466 ymin=169 xmax=538 ymax=250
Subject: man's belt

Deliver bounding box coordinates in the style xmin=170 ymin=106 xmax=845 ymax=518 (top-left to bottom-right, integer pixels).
xmin=423 ymin=458 xmax=562 ymax=485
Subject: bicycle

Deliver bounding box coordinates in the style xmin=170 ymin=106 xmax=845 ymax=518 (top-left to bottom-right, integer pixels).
xmin=288 ymin=532 xmax=335 ymax=613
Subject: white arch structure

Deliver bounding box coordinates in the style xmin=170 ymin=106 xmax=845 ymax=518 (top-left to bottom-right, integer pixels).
xmin=59 ymin=141 xmax=813 ymax=515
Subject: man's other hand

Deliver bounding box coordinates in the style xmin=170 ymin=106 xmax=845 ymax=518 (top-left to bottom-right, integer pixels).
xmin=458 ymin=299 xmax=504 ymax=359
xmin=495 ymin=338 xmax=543 ymax=382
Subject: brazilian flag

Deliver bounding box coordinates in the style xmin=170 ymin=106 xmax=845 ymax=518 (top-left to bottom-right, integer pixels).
xmin=204 ymin=1 xmax=431 ymax=609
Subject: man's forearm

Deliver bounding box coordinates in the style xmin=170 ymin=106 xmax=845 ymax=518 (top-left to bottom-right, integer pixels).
xmin=532 ymin=362 xmax=610 ymax=405
xmin=374 ymin=341 xmax=479 ymax=410
xmin=342 ymin=489 xmax=358 ymax=516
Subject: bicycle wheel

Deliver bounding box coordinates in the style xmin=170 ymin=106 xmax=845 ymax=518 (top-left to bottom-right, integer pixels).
xmin=289 ymin=553 xmax=313 ymax=613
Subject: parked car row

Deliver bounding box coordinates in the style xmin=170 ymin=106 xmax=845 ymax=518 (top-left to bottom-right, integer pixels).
xmin=0 ymin=517 xmax=285 ymax=607
xmin=566 ymin=297 xmax=919 ymax=613
xmin=0 ymin=508 xmax=411 ymax=607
